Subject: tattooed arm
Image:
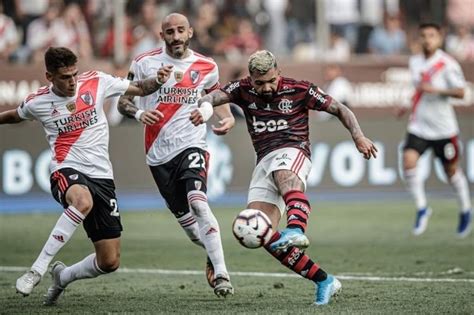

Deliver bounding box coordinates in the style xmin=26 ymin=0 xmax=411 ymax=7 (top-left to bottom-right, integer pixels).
xmin=324 ymin=99 xmax=378 ymax=160
xmin=118 ymin=65 xmax=172 ymax=124
xmin=124 ymin=65 xmax=173 ymax=97
xmin=189 ymin=90 xmax=231 ymax=126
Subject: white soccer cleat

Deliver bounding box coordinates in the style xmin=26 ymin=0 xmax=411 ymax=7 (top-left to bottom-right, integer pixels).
xmin=213 ymin=274 xmax=234 ymax=298
xmin=43 ymin=261 xmax=66 ymax=306
xmin=16 ymin=270 xmax=42 ymax=296
xmin=413 ymin=207 xmax=432 ymax=236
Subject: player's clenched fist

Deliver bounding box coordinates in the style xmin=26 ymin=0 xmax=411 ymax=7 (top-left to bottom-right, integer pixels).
xmin=157 ymin=64 xmax=173 ymax=84
xmin=189 ymin=109 xmax=204 ymax=126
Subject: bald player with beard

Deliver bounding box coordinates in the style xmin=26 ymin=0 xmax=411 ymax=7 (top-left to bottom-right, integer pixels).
xmin=118 ymin=13 xmax=235 ymax=297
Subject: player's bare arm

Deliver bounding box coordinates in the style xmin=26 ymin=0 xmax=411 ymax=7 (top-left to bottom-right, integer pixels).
xmin=212 ymin=104 xmax=235 ymax=135
xmin=118 ymin=65 xmax=173 ymax=125
xmin=125 ymin=64 xmax=173 ymax=96
xmin=0 ymin=108 xmax=23 ymax=124
xmin=190 ymin=90 xmax=230 ymax=126
xmin=325 ymin=99 xmax=378 ymax=160
xmin=419 ymin=83 xmax=464 ymax=98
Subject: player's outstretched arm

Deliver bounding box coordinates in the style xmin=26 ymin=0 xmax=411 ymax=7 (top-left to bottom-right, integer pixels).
xmin=190 ymin=90 xmax=231 ymax=126
xmin=324 ymin=99 xmax=378 ymax=160
xmin=0 ymin=109 xmax=23 ymax=124
xmin=124 ymin=64 xmax=173 ymax=97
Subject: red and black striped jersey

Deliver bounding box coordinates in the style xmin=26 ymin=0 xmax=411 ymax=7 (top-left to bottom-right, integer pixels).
xmin=221 ymin=76 xmax=332 ymax=163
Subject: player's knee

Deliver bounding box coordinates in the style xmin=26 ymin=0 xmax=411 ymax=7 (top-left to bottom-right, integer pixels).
xmin=445 ymin=166 xmax=457 ymax=179
xmin=98 ymin=255 xmax=120 ymax=273
xmin=73 ymin=196 xmax=93 ymax=214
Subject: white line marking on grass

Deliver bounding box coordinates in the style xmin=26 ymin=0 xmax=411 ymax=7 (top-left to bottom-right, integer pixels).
xmin=1 ymin=266 xmax=473 ymax=283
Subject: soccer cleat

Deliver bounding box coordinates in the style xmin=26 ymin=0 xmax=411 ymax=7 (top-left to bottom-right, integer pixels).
xmin=457 ymin=210 xmax=472 ymax=238
xmin=43 ymin=261 xmax=66 ymax=306
xmin=269 ymin=227 xmax=309 ymax=252
xmin=314 ymin=275 xmax=342 ymax=306
xmin=412 ymin=207 xmax=432 ymax=236
xmin=16 ymin=270 xmax=41 ymax=296
xmin=205 ymin=256 xmax=216 ymax=288
xmin=213 ymin=274 xmax=234 ymax=298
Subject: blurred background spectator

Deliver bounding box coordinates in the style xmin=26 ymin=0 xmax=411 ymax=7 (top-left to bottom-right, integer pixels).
xmin=368 ymin=13 xmax=406 ymax=55
xmin=0 ymin=2 xmax=19 ymax=61
xmin=446 ymin=24 xmax=474 ymax=61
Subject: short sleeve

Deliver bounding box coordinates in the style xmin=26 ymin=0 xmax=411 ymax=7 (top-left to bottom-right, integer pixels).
xmin=127 ymin=59 xmax=141 ymax=82
xmin=204 ymin=64 xmax=220 ymax=93
xmin=445 ymin=61 xmax=466 ymax=89
xmin=99 ymin=72 xmax=130 ymax=98
xmin=17 ymin=98 xmax=36 ymax=120
xmin=221 ymin=80 xmax=242 ymax=103
xmin=305 ymin=84 xmax=332 ymax=111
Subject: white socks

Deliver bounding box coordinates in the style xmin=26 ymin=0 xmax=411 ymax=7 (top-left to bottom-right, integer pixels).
xmin=404 ymin=168 xmax=427 ymax=210
xmin=32 ymin=206 xmax=84 ymax=276
xmin=187 ymin=190 xmax=228 ymax=277
xmin=177 ymin=212 xmax=204 ymax=247
xmin=59 ymin=253 xmax=106 ymax=287
xmin=449 ymin=169 xmax=472 ymax=213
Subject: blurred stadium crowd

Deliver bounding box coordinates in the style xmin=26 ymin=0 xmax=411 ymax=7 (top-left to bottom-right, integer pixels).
xmin=0 ymin=0 xmax=474 ymax=65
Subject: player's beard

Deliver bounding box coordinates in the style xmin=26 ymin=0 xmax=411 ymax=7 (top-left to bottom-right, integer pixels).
xmin=168 ymin=38 xmax=190 ymax=58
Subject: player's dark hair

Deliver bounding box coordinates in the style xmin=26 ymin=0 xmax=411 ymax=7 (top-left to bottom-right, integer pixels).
xmin=44 ymin=47 xmax=78 ymax=73
xmin=419 ymin=23 xmax=441 ymax=32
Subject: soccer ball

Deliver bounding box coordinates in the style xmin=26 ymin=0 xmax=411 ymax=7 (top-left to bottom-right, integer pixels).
xmin=232 ymin=209 xmax=273 ymax=248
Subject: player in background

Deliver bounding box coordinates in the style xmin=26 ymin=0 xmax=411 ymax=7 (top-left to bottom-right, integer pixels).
xmin=190 ymin=50 xmax=378 ymax=305
xmin=0 ymin=47 xmax=171 ymax=305
xmin=398 ymin=23 xmax=472 ymax=237
xmin=117 ymin=13 xmax=235 ymax=297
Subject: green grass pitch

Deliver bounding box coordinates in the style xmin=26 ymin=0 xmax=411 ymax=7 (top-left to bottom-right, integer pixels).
xmin=0 ymin=200 xmax=473 ymax=314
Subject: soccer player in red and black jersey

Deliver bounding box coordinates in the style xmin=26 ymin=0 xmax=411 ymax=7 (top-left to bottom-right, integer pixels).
xmin=190 ymin=50 xmax=378 ymax=305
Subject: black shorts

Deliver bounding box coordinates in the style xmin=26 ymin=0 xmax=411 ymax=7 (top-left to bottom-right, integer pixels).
xmin=149 ymin=147 xmax=209 ymax=217
xmin=50 ymin=168 xmax=123 ymax=242
xmin=403 ymin=133 xmax=460 ymax=163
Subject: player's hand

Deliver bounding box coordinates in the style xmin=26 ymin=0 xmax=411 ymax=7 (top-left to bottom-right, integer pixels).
xmin=394 ymin=105 xmax=409 ymax=119
xmin=419 ymin=83 xmax=438 ymax=95
xmin=354 ymin=136 xmax=378 ymax=160
xmin=190 ymin=109 xmax=204 ymax=126
xmin=157 ymin=64 xmax=173 ymax=84
xmin=212 ymin=116 xmax=235 ymax=135
xmin=138 ymin=109 xmax=164 ymax=125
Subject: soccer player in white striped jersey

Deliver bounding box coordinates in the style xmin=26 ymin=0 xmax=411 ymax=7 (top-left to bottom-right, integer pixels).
xmin=399 ymin=23 xmax=472 ymax=237
xmin=118 ymin=13 xmax=234 ymax=297
xmin=0 ymin=47 xmax=171 ymax=304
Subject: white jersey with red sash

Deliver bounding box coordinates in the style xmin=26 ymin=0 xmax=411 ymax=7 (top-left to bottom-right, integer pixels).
xmin=17 ymin=71 xmax=130 ymax=178
xmin=408 ymin=49 xmax=466 ymax=140
xmin=128 ymin=48 xmax=220 ymax=166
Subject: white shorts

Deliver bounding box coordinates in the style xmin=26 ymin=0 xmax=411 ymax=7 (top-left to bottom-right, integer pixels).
xmin=247 ymin=147 xmax=312 ymax=215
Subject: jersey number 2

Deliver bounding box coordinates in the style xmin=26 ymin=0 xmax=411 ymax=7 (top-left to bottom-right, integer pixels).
xmin=188 ymin=152 xmax=205 ymax=168
xmin=110 ymin=199 xmax=120 ymax=217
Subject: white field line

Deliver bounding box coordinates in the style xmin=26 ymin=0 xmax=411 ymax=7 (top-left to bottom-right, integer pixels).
xmin=1 ymin=266 xmax=473 ymax=283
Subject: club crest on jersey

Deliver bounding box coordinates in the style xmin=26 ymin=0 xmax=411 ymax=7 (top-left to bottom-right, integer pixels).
xmin=190 ymin=70 xmax=200 ymax=84
xmin=278 ymin=98 xmax=293 ymax=113
xmin=174 ymin=71 xmax=184 ymax=82
xmin=80 ymin=91 xmax=94 ymax=106
xmin=194 ymin=180 xmax=202 ymax=191
xmin=66 ymin=102 xmax=76 ymax=113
